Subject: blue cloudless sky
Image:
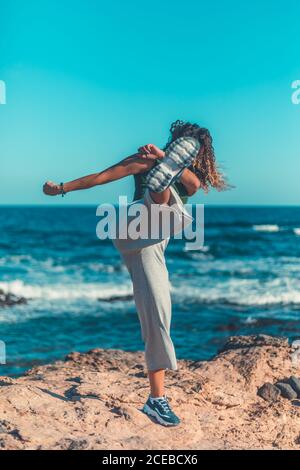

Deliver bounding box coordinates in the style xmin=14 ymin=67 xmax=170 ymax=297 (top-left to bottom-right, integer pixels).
xmin=0 ymin=0 xmax=299 ymax=205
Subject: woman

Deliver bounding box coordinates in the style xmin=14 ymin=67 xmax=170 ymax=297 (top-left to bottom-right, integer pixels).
xmin=43 ymin=120 xmax=227 ymax=427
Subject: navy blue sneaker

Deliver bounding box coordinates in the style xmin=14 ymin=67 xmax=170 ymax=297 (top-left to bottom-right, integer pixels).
xmin=142 ymin=395 xmax=181 ymax=427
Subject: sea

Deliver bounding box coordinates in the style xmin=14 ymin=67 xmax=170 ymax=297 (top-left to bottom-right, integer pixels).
xmin=1 ymin=205 xmax=300 ymax=376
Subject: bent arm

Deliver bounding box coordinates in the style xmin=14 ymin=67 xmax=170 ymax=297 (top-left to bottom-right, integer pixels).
xmin=179 ymin=168 xmax=201 ymax=196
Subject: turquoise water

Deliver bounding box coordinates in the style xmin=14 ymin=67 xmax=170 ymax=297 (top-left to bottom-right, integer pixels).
xmin=1 ymin=206 xmax=300 ymax=376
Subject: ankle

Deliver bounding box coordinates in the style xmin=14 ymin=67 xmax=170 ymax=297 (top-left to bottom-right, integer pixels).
xmin=150 ymin=394 xmax=165 ymax=400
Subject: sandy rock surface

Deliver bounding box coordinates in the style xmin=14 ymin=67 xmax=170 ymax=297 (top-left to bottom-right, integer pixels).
xmin=0 ymin=335 xmax=300 ymax=450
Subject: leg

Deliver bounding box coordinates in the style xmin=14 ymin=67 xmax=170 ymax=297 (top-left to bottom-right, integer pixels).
xmin=149 ymin=369 xmax=165 ymax=397
xmin=149 ymin=188 xmax=171 ymax=205
xmin=116 ymin=218 xmax=181 ymax=425
xmin=145 ymin=192 xmax=170 ymax=397
xmin=121 ymin=241 xmax=177 ymax=372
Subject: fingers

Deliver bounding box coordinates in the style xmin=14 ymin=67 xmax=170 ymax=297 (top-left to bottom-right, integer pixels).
xmin=138 ymin=144 xmax=153 ymax=155
xmin=43 ymin=181 xmax=59 ymax=196
xmin=139 ymin=153 xmax=158 ymax=161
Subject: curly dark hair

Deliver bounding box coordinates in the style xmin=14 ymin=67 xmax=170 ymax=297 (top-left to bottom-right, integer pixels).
xmin=164 ymin=120 xmax=228 ymax=192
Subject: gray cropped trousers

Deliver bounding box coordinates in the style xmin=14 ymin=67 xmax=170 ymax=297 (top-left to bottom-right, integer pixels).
xmin=112 ymin=187 xmax=190 ymax=371
xmin=120 ymin=238 xmax=177 ymax=371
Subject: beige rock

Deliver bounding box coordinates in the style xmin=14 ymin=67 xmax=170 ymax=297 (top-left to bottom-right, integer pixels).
xmin=0 ymin=335 xmax=299 ymax=450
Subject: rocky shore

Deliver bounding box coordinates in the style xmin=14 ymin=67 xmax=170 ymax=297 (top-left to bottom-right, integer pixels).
xmin=0 ymin=335 xmax=300 ymax=450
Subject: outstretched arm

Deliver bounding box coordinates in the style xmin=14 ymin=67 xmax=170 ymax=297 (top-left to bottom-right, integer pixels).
xmin=43 ymin=154 xmax=155 ymax=196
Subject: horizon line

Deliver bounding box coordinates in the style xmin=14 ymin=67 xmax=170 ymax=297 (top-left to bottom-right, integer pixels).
xmin=0 ymin=203 xmax=300 ymax=208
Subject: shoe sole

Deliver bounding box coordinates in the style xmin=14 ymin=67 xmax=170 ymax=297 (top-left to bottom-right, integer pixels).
xmin=146 ymin=137 xmax=200 ymax=193
xmin=142 ymin=404 xmax=180 ymax=427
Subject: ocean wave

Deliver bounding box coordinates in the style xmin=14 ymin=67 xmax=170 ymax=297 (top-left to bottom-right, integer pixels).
xmin=0 ymin=255 xmax=65 ymax=272
xmin=183 ymin=245 xmax=210 ymax=253
xmin=243 ymin=316 xmax=258 ymax=325
xmin=171 ymin=278 xmax=300 ymax=307
xmin=0 ymin=279 xmax=132 ymax=302
xmin=293 ymin=228 xmax=300 ymax=236
xmin=0 ymin=254 xmax=123 ymax=274
xmin=252 ymin=224 xmax=280 ymax=232
xmin=175 ymin=256 xmax=300 ymax=277
xmin=2 ymin=270 xmax=300 ymax=310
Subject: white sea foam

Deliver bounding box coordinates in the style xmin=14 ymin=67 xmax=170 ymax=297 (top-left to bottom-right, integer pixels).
xmin=0 ymin=254 xmax=32 ymax=266
xmin=0 ymin=279 xmax=132 ymax=301
xmin=2 ymin=274 xmax=300 ymax=309
xmin=253 ymin=224 xmax=280 ymax=232
xmin=293 ymin=228 xmax=300 ymax=236
xmin=0 ymin=254 xmax=122 ymax=274
xmin=2 ymin=251 xmax=300 ymax=315
xmin=185 ymin=256 xmax=300 ymax=277
xmin=184 ymin=245 xmax=210 ymax=253
xmin=171 ymin=276 xmax=300 ymax=307
xmin=243 ymin=317 xmax=258 ymax=325
xmin=0 ymin=255 xmax=65 ymax=272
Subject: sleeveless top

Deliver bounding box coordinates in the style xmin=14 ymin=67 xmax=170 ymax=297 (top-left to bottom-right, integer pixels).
xmin=133 ymin=170 xmax=189 ymax=204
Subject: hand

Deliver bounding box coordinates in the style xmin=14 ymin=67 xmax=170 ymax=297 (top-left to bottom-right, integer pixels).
xmin=138 ymin=144 xmax=165 ymax=159
xmin=137 ymin=152 xmax=162 ymax=161
xmin=43 ymin=181 xmax=61 ymax=196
